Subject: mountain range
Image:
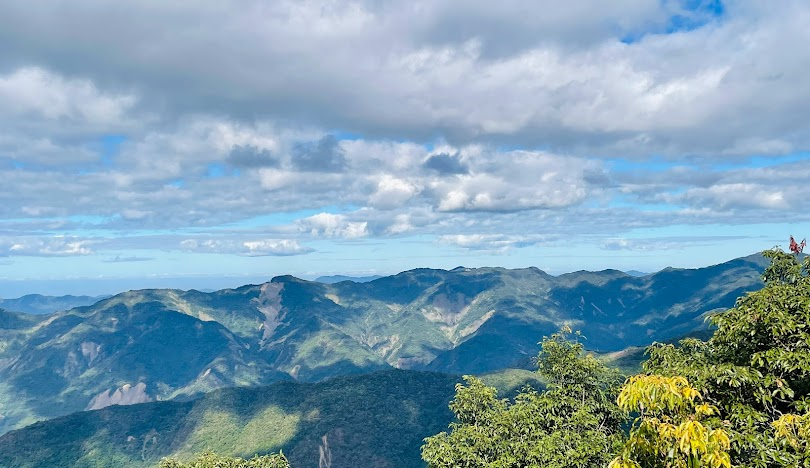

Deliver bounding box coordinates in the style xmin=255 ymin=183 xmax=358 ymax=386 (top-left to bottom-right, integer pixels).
xmin=0 ymin=254 xmax=769 ymax=442
xmin=314 ymin=275 xmax=384 ymax=284
xmin=0 ymin=294 xmax=110 ymax=315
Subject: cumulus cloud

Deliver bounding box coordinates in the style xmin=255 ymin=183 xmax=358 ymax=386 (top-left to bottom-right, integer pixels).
xmin=0 ymin=1 xmax=808 ymax=268
xmin=0 ymin=66 xmax=140 ymax=167
xmin=0 ymin=67 xmax=135 ymax=125
xmin=431 ymin=151 xmax=599 ymax=212
xmin=0 ymin=236 xmax=94 ymax=257
xmin=179 ymin=238 xmax=313 ymax=256
xmin=368 ymin=175 xmax=421 ymax=209
xmin=0 ymin=1 xmax=808 ymax=156
xmin=386 ymin=213 xmax=415 ymax=235
xmin=439 ymin=233 xmax=553 ymax=252
xmin=242 ymin=240 xmax=313 ymax=256
xmin=615 ymin=160 xmax=810 ymax=216
xmin=297 ymin=213 xmax=368 ymax=239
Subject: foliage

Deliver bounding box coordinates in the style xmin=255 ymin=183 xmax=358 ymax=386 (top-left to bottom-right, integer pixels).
xmin=421 ymin=328 xmax=625 ymax=467
xmin=537 ymin=327 xmax=622 ymax=397
xmin=158 ymin=450 xmax=288 ymax=468
xmin=0 ymin=370 xmax=459 ymax=468
xmin=0 ymin=254 xmax=784 ymax=465
xmin=0 ymin=258 xmax=768 ymax=436
xmin=772 ymin=411 xmax=810 ymax=461
xmin=609 ymin=375 xmax=731 ymax=468
xmin=634 ymin=248 xmax=810 ymax=466
xmin=477 ymin=368 xmax=546 ymax=396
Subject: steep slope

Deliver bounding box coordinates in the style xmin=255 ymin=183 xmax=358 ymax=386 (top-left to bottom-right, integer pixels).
xmin=0 ymin=254 xmax=769 ymax=435
xmin=0 ymin=299 xmax=286 ymax=435
xmin=0 ymin=370 xmax=460 ymax=468
xmin=424 ymin=255 xmax=768 ymax=373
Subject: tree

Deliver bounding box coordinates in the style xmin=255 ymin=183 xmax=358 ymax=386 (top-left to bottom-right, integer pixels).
xmin=608 ymin=375 xmax=731 ymax=468
xmin=622 ymin=247 xmax=810 ymax=466
xmin=424 ymin=245 xmax=810 ymax=467
xmin=421 ymin=328 xmax=625 ymax=467
xmin=158 ymin=450 xmax=289 ymax=468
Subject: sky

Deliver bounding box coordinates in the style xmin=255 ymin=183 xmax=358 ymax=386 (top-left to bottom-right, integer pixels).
xmin=0 ymin=0 xmax=809 ymax=296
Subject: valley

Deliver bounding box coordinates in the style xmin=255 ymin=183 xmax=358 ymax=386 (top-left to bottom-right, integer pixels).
xmin=0 ymin=254 xmax=770 ymax=466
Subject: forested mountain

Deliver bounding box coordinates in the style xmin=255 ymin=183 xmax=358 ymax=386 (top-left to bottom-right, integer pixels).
xmin=419 ymin=249 xmax=810 ymax=467
xmin=0 ymin=255 xmax=768 ymax=436
xmin=0 ymin=371 xmax=462 ymax=468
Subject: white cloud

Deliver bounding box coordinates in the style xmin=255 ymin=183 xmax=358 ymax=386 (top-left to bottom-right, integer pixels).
xmin=1 ymin=1 xmax=808 ymax=155
xmin=0 ymin=1 xmax=809 ymax=268
xmin=179 ymin=238 xmax=312 ymax=256
xmin=386 ymin=214 xmax=415 ymax=235
xmin=600 ymin=238 xmax=680 ymax=251
xmin=257 ymin=169 xmax=301 ymax=191
xmin=672 ymin=183 xmax=787 ymax=210
xmin=0 ymin=67 xmax=135 ymax=124
xmin=438 ymin=233 xmax=552 ymax=251
xmin=0 ymin=134 xmax=100 ymax=165
xmin=600 ymin=235 xmax=754 ymax=252
xmin=297 ymin=213 xmax=369 ymax=239
xmin=431 ymin=151 xmax=598 ymax=212
xmin=242 ymin=239 xmax=313 ymax=256
xmin=0 ymin=236 xmax=94 ymax=257
xmin=368 ymin=175 xmax=421 ymax=209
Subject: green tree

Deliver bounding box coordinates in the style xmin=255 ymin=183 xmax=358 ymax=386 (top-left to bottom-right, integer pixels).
xmin=421 ymin=327 xmax=625 ymax=467
xmin=609 ymin=374 xmax=731 ymax=468
xmin=629 ymin=248 xmax=810 ymax=467
xmin=158 ymin=450 xmax=289 ymax=468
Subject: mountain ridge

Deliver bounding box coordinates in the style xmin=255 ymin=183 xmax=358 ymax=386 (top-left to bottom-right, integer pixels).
xmin=0 ymin=294 xmax=111 ymax=315
xmin=0 ymin=253 xmax=769 ymax=436
xmin=314 ymin=275 xmax=384 ymax=284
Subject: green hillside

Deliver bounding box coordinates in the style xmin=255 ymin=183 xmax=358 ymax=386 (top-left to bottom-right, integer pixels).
xmin=0 ymin=255 xmax=768 ymax=436
xmin=0 ymin=370 xmax=461 ymax=468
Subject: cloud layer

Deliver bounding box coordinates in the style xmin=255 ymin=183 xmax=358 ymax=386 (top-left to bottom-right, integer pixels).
xmin=0 ymin=0 xmax=807 ymax=273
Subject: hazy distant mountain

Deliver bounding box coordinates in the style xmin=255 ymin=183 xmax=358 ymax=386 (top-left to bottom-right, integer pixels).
xmin=314 ymin=274 xmax=384 ymax=283
xmin=0 ymin=254 xmax=769 ymax=435
xmin=0 ymin=294 xmax=110 ymax=315
xmin=624 ymin=270 xmax=650 ymax=277
xmin=0 ymin=308 xmax=45 ymax=330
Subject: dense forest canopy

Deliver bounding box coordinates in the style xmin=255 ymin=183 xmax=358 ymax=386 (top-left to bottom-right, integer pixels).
xmin=421 ymin=328 xmax=625 ymax=467
xmin=159 ymin=451 xmax=289 ymax=467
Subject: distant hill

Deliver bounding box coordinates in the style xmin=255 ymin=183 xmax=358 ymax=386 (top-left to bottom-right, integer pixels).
xmin=624 ymin=270 xmax=650 ymax=277
xmin=0 ymin=253 xmax=769 ymax=435
xmin=314 ymin=275 xmax=384 ymax=283
xmin=0 ymin=370 xmax=460 ymax=468
xmin=0 ymin=294 xmax=109 ymax=315
xmin=0 ymin=368 xmax=550 ymax=468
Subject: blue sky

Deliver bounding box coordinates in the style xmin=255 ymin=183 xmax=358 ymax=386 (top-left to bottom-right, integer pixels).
xmin=1 ymin=0 xmax=809 ymax=296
